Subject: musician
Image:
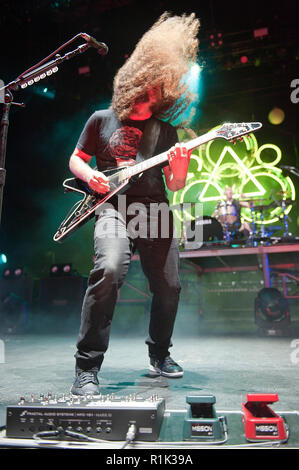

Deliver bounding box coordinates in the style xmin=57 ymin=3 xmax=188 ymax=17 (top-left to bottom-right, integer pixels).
xmin=69 ymin=13 xmax=200 ymax=395
xmin=213 ymin=186 xmax=251 ymax=238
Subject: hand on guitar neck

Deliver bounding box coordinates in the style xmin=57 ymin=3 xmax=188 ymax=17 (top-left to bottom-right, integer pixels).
xmin=164 ymin=143 xmax=190 ymax=191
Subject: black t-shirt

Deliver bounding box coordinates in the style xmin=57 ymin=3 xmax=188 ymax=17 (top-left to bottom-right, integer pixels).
xmin=76 ymin=108 xmax=178 ymax=203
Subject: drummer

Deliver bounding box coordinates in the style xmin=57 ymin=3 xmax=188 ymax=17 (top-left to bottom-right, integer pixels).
xmin=212 ymin=186 xmax=251 ymax=238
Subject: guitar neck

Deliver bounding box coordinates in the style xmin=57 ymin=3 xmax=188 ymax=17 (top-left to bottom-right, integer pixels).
xmin=124 ymin=129 xmax=218 ymax=179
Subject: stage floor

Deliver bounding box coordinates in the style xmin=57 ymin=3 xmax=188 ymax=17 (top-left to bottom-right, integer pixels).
xmin=0 ymin=330 xmax=298 ymax=449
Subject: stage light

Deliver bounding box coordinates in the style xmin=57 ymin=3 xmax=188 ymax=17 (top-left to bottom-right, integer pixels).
xmin=253 ymin=27 xmax=269 ymax=39
xmin=63 ymin=264 xmax=71 ymax=274
xmin=2 ymin=267 xmax=23 ymax=279
xmin=50 ymin=263 xmax=73 ymax=277
xmin=170 ymin=62 xmax=203 ymax=126
xmin=3 ymin=268 xmax=11 ymax=279
xmin=0 ymin=253 xmax=7 ymax=264
xmin=78 ymin=65 xmax=91 ymax=75
xmin=209 ymin=32 xmax=223 ymax=48
xmin=255 ymin=287 xmax=290 ymax=335
xmin=190 ymin=63 xmax=200 ymax=80
xmin=240 ymin=56 xmax=248 ymax=64
xmin=268 ymin=107 xmax=285 ymax=125
xmin=50 ymin=265 xmax=59 ymax=275
xmin=14 ymin=268 xmax=23 ymax=278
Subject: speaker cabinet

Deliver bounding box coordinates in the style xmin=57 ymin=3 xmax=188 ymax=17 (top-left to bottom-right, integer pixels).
xmin=38 ymin=276 xmax=87 ymax=315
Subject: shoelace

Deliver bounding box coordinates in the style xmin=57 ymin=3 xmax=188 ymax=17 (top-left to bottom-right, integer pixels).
xmin=78 ymin=371 xmax=98 ymax=386
xmin=163 ymin=356 xmax=177 ymax=367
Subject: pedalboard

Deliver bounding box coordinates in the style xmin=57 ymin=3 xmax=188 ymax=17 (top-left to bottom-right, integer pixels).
xmin=6 ymin=393 xmax=165 ymax=441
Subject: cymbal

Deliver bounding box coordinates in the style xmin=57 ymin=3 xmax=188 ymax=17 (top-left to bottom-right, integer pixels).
xmin=270 ymin=199 xmax=295 ymax=207
xmin=253 ymin=204 xmax=273 ymax=211
xmin=252 ymin=199 xmax=295 ymax=210
xmin=239 ymin=198 xmax=265 ymax=202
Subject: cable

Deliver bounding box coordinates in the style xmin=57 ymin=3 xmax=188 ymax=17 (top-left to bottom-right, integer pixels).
xmin=32 ymin=429 xmax=63 ymax=446
xmin=64 ymin=423 xmax=137 ymax=450
xmin=31 ymin=423 xmax=138 ymax=450
xmin=28 ymin=415 xmax=290 ymax=450
xmin=33 ymin=428 xmax=110 ymax=445
xmin=121 ymin=424 xmax=137 ymax=449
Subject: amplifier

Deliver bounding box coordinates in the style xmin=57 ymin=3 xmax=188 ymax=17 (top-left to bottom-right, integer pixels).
xmin=6 ymin=393 xmax=165 ymax=442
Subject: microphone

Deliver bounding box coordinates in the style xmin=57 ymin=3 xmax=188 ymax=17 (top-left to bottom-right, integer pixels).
xmin=80 ymin=33 xmax=108 ymax=55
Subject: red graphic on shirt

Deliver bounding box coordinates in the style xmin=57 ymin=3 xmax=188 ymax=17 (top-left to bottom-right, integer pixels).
xmin=109 ymin=126 xmax=142 ymax=165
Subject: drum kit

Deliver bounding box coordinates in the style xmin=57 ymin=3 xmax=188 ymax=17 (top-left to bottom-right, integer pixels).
xmin=174 ymin=193 xmax=295 ymax=249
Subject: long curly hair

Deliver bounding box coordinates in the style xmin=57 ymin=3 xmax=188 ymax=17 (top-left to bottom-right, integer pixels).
xmin=111 ymin=12 xmax=200 ymax=125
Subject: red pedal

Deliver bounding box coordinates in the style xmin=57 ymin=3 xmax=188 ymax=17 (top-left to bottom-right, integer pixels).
xmin=242 ymin=393 xmax=288 ymax=441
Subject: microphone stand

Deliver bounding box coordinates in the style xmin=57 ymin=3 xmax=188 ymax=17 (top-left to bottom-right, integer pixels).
xmin=0 ymin=40 xmax=91 ymax=226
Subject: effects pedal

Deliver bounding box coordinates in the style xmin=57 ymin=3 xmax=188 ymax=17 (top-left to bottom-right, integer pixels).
xmin=183 ymin=395 xmax=227 ymax=442
xmin=242 ymin=393 xmax=288 ymax=442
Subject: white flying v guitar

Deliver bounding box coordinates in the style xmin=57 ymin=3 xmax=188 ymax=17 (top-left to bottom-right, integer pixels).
xmin=53 ymin=122 xmax=262 ymax=242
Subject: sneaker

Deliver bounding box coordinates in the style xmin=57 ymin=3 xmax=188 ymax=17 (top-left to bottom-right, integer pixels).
xmin=149 ymin=355 xmax=184 ymax=378
xmin=70 ymin=368 xmax=100 ymax=396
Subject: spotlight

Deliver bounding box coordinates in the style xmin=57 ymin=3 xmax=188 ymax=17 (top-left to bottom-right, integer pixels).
xmin=50 ymin=263 xmax=72 ymax=277
xmin=14 ymin=267 xmax=23 ymax=278
xmin=78 ymin=65 xmax=91 ymax=75
xmin=209 ymin=32 xmax=223 ymax=48
xmin=253 ymin=27 xmax=269 ymax=39
xmin=2 ymin=267 xmax=24 ymax=279
xmin=255 ymin=288 xmax=290 ymax=336
xmin=0 ymin=253 xmax=7 ymax=264
xmin=62 ymin=264 xmax=71 ymax=274
xmin=29 ymin=84 xmax=56 ymax=100
xmin=50 ymin=265 xmax=59 ymax=275
xmin=268 ymin=107 xmax=285 ymax=125
xmin=240 ymin=55 xmax=248 ymax=64
xmin=3 ymin=268 xmax=12 ymax=279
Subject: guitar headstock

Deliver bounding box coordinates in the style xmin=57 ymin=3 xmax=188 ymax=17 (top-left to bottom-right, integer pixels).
xmin=215 ymin=122 xmax=262 ymax=141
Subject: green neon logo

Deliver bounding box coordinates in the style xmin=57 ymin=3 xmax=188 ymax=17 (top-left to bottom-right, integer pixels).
xmin=168 ymin=127 xmax=296 ymax=226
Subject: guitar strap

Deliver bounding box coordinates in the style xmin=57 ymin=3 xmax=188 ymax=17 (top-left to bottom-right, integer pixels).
xmin=130 ymin=117 xmax=161 ymax=183
xmin=136 ymin=117 xmax=161 ymax=164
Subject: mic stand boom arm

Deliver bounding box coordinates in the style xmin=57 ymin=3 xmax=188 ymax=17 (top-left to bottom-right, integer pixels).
xmin=0 ymin=41 xmax=91 ymax=226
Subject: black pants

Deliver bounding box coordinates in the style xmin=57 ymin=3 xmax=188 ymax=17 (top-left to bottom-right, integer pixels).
xmin=75 ymin=201 xmax=181 ymax=371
